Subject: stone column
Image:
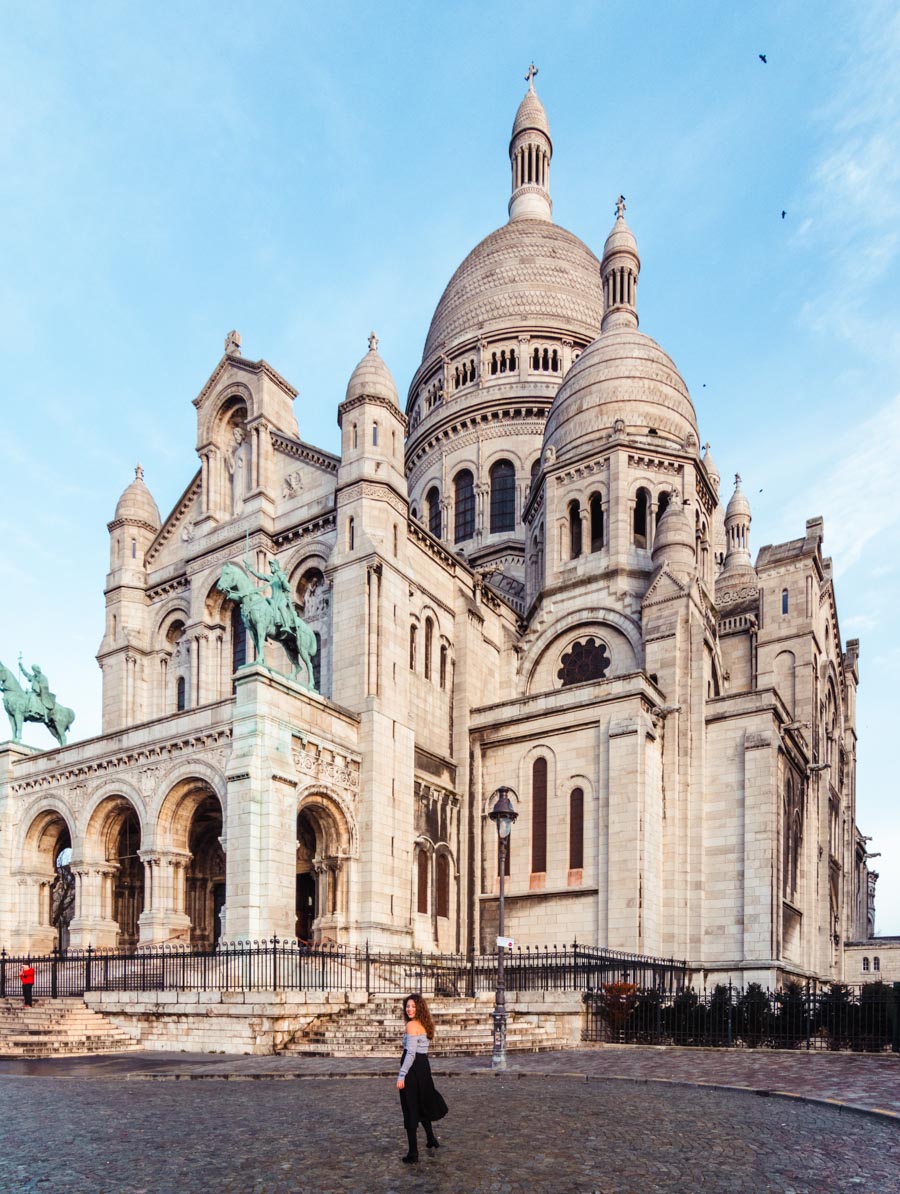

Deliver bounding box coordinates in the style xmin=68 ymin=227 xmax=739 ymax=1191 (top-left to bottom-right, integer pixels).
xmin=136 ymin=850 xmax=192 ymax=945
xmin=9 ymin=871 xmax=56 ymax=953
xmin=68 ymin=863 xmax=120 ymax=949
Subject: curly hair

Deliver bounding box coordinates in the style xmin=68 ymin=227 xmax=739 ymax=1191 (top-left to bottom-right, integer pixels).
xmin=403 ymin=992 xmax=435 ymax=1040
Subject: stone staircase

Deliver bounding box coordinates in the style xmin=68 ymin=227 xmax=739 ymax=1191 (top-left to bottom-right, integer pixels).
xmin=0 ymin=998 xmax=140 ymax=1058
xmin=280 ymin=994 xmax=563 ymax=1057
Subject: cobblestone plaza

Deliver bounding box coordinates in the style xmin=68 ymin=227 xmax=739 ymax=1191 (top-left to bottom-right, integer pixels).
xmin=1 ymin=1050 xmax=897 ymax=1193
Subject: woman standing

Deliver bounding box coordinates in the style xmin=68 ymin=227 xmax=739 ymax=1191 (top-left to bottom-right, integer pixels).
xmin=396 ymin=993 xmax=447 ymax=1163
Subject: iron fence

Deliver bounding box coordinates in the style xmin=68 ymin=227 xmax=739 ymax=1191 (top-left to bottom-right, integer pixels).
xmin=0 ymin=940 xmax=686 ymax=1000
xmin=582 ymin=981 xmax=900 ymax=1052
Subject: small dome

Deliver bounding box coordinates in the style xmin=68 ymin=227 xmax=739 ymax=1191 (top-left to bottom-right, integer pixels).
xmin=345 ymin=334 xmax=399 ymax=407
xmin=114 ymin=465 xmax=160 ymax=528
xmin=543 ymin=328 xmax=699 ymax=459
xmin=511 ymin=88 xmax=550 ymax=142
xmin=725 ymin=474 xmax=751 ymax=521
xmin=651 ymin=494 xmax=695 ymax=571
xmin=603 ymin=212 xmax=639 ymax=261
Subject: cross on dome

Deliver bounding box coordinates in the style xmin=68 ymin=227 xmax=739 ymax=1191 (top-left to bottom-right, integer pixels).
xmin=135 ymin=464 xmax=144 ymax=480
xmin=525 ymin=62 xmax=539 ymax=91
xmin=368 ymin=332 xmax=378 ymax=352
xmin=616 ymin=195 xmax=626 ymax=219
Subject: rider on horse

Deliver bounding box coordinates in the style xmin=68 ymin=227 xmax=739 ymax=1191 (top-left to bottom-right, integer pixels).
xmin=244 ymin=554 xmax=304 ymax=641
xmin=19 ymin=657 xmax=56 ymax=717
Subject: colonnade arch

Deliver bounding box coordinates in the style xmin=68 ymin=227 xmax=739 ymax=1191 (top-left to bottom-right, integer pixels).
xmin=295 ymin=793 xmax=353 ymax=943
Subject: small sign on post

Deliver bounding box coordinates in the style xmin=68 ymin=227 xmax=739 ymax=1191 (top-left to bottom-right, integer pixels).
xmin=496 ymin=936 xmax=514 ymax=950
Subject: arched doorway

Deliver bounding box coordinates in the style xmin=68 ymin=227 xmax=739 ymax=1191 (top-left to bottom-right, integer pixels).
xmin=296 ymin=813 xmax=316 ymax=942
xmin=186 ymin=794 xmax=225 ymax=948
xmin=51 ymin=841 xmax=75 ymax=952
xmin=295 ymin=797 xmax=352 ymax=943
xmin=18 ymin=810 xmax=74 ymax=953
xmin=111 ymin=807 xmax=143 ymax=951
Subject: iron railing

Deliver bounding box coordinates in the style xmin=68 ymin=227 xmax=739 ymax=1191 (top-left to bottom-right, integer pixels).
xmin=582 ymin=981 xmax=900 ymax=1052
xmin=0 ymin=941 xmax=686 ymax=1000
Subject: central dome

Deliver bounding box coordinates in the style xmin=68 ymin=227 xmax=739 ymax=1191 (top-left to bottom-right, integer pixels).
xmin=422 ymin=219 xmax=604 ymax=360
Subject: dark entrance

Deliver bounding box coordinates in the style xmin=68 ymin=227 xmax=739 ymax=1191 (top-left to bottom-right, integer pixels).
xmin=296 ymin=873 xmax=315 ymax=942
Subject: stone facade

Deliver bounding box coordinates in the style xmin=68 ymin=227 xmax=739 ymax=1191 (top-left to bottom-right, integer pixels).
xmin=0 ymin=78 xmax=882 ymax=987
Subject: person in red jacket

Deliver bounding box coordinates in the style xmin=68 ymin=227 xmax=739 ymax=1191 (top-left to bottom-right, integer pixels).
xmin=19 ymin=963 xmax=35 ymax=1006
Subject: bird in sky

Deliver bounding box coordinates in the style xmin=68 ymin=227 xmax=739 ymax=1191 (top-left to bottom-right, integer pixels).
xmin=781 ymin=210 xmax=786 ymax=219
xmin=759 ymin=53 xmax=767 ymax=63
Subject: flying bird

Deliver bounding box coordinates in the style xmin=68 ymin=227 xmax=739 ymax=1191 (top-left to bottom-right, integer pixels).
xmin=759 ymin=53 xmax=767 ymax=63
xmin=781 ymin=210 xmax=786 ymax=219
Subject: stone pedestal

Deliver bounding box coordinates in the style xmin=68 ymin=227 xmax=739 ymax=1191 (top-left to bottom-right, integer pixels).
xmin=224 ymin=665 xmax=311 ymax=941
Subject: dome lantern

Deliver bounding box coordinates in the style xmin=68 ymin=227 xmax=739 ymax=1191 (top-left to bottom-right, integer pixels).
xmin=601 ymin=196 xmax=641 ymax=332
xmin=508 ymin=64 xmax=553 ymax=223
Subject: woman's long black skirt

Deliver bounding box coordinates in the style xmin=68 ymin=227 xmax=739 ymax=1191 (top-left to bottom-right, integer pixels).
xmin=399 ymin=1052 xmax=448 ymax=1132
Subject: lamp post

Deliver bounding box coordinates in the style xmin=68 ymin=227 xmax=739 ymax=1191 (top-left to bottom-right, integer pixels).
xmin=488 ymin=786 xmax=518 ymax=1071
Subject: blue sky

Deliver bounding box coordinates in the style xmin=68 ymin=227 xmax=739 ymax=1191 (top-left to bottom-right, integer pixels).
xmin=2 ymin=1 xmax=899 ymax=933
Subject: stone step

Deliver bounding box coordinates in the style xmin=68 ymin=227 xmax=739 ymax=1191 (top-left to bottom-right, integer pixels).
xmin=0 ymin=999 xmax=139 ymax=1058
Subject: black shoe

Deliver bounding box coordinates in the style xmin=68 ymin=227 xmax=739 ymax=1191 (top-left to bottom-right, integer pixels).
xmin=401 ymin=1153 xmax=419 ymax=1164
xmin=426 ymin=1139 xmax=440 ymax=1150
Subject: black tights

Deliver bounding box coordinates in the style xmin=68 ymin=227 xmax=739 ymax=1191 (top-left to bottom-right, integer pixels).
xmin=406 ymin=1118 xmax=436 ymax=1156
xmin=401 ymin=1091 xmax=437 ymax=1156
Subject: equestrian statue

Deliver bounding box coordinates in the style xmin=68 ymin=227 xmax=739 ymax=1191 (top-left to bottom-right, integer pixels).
xmin=0 ymin=656 xmax=75 ymax=746
xmin=216 ymin=550 xmax=318 ymax=691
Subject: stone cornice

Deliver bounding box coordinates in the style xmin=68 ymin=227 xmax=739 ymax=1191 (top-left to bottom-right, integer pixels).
xmin=9 ymin=727 xmax=232 ymax=795
xmin=145 ymin=472 xmax=203 ymax=567
xmin=270 ymin=430 xmax=340 ymax=473
xmin=274 ymin=512 xmax=337 ymax=550
xmin=337 ymin=393 xmax=408 ymax=430
xmin=193 ymin=354 xmax=297 ymax=409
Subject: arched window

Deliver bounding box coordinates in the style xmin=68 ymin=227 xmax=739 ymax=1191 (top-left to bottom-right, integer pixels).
xmin=393 ymin=524 xmax=399 ymax=556
xmin=439 ymin=644 xmax=448 ymax=689
xmin=436 ymin=854 xmax=450 ymax=918
xmin=131 ymin=538 xmax=137 ymax=559
xmin=176 ymin=676 xmax=186 ymax=712
xmin=490 ymin=460 xmax=516 ymax=534
xmin=417 ymin=850 xmax=429 ymax=914
xmin=874 ymin=956 xmax=880 ymax=972
xmin=454 ymin=470 xmax=475 ymax=542
xmin=352 ymin=423 xmax=358 ymax=449
xmin=633 ymin=488 xmax=650 ymax=548
xmin=590 ymin=495 xmax=604 ymax=552
xmin=542 ymin=347 xmax=550 ymax=371
xmin=409 ymin=625 xmax=417 ymax=671
xmin=372 ymin=422 xmax=379 ymax=446
xmin=424 ymin=618 xmax=433 ymax=680
xmin=532 ymin=758 xmax=547 ymax=873
xmin=551 ymin=348 xmax=559 ymax=372
xmin=532 ymin=347 xmax=540 ymax=371
xmin=312 ymin=630 xmax=322 ymax=691
xmin=426 ymin=486 xmax=442 ymax=537
xmin=348 ymin=517 xmax=355 ymax=551
xmin=569 ymin=500 xmax=582 ymax=558
xmin=509 ymin=347 xmax=517 ymax=370
xmin=782 ymin=589 xmax=789 ymax=615
xmin=490 ymin=352 xmax=498 ymax=376
xmin=863 ymin=957 xmax=870 ymax=971
xmin=656 ymin=490 xmax=670 ymax=527
xmin=569 ymin=788 xmax=584 ymax=870
xmin=558 ymin=639 xmax=611 ymax=686
xmin=231 ymin=605 xmax=246 ymax=686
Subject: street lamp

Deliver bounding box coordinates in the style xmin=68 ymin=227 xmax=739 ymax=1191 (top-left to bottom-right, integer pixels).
xmin=488 ymin=785 xmax=518 ymax=1071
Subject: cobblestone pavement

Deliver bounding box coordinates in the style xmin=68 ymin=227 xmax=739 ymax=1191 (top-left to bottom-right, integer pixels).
xmin=0 ymin=1072 xmax=898 ymax=1194
xmin=3 ymin=1045 xmax=898 ymax=1118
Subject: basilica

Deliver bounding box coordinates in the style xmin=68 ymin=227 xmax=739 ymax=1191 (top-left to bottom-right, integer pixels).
xmin=0 ymin=75 xmax=878 ymax=987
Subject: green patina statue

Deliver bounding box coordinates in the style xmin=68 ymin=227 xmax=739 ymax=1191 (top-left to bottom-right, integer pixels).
xmin=216 ymin=552 xmax=318 ymax=691
xmin=0 ymin=656 xmax=75 ymax=746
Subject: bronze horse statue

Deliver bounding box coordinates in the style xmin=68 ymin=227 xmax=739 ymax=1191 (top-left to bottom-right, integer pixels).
xmin=216 ymin=562 xmax=317 ymax=690
xmin=0 ymin=662 xmax=75 ymax=746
